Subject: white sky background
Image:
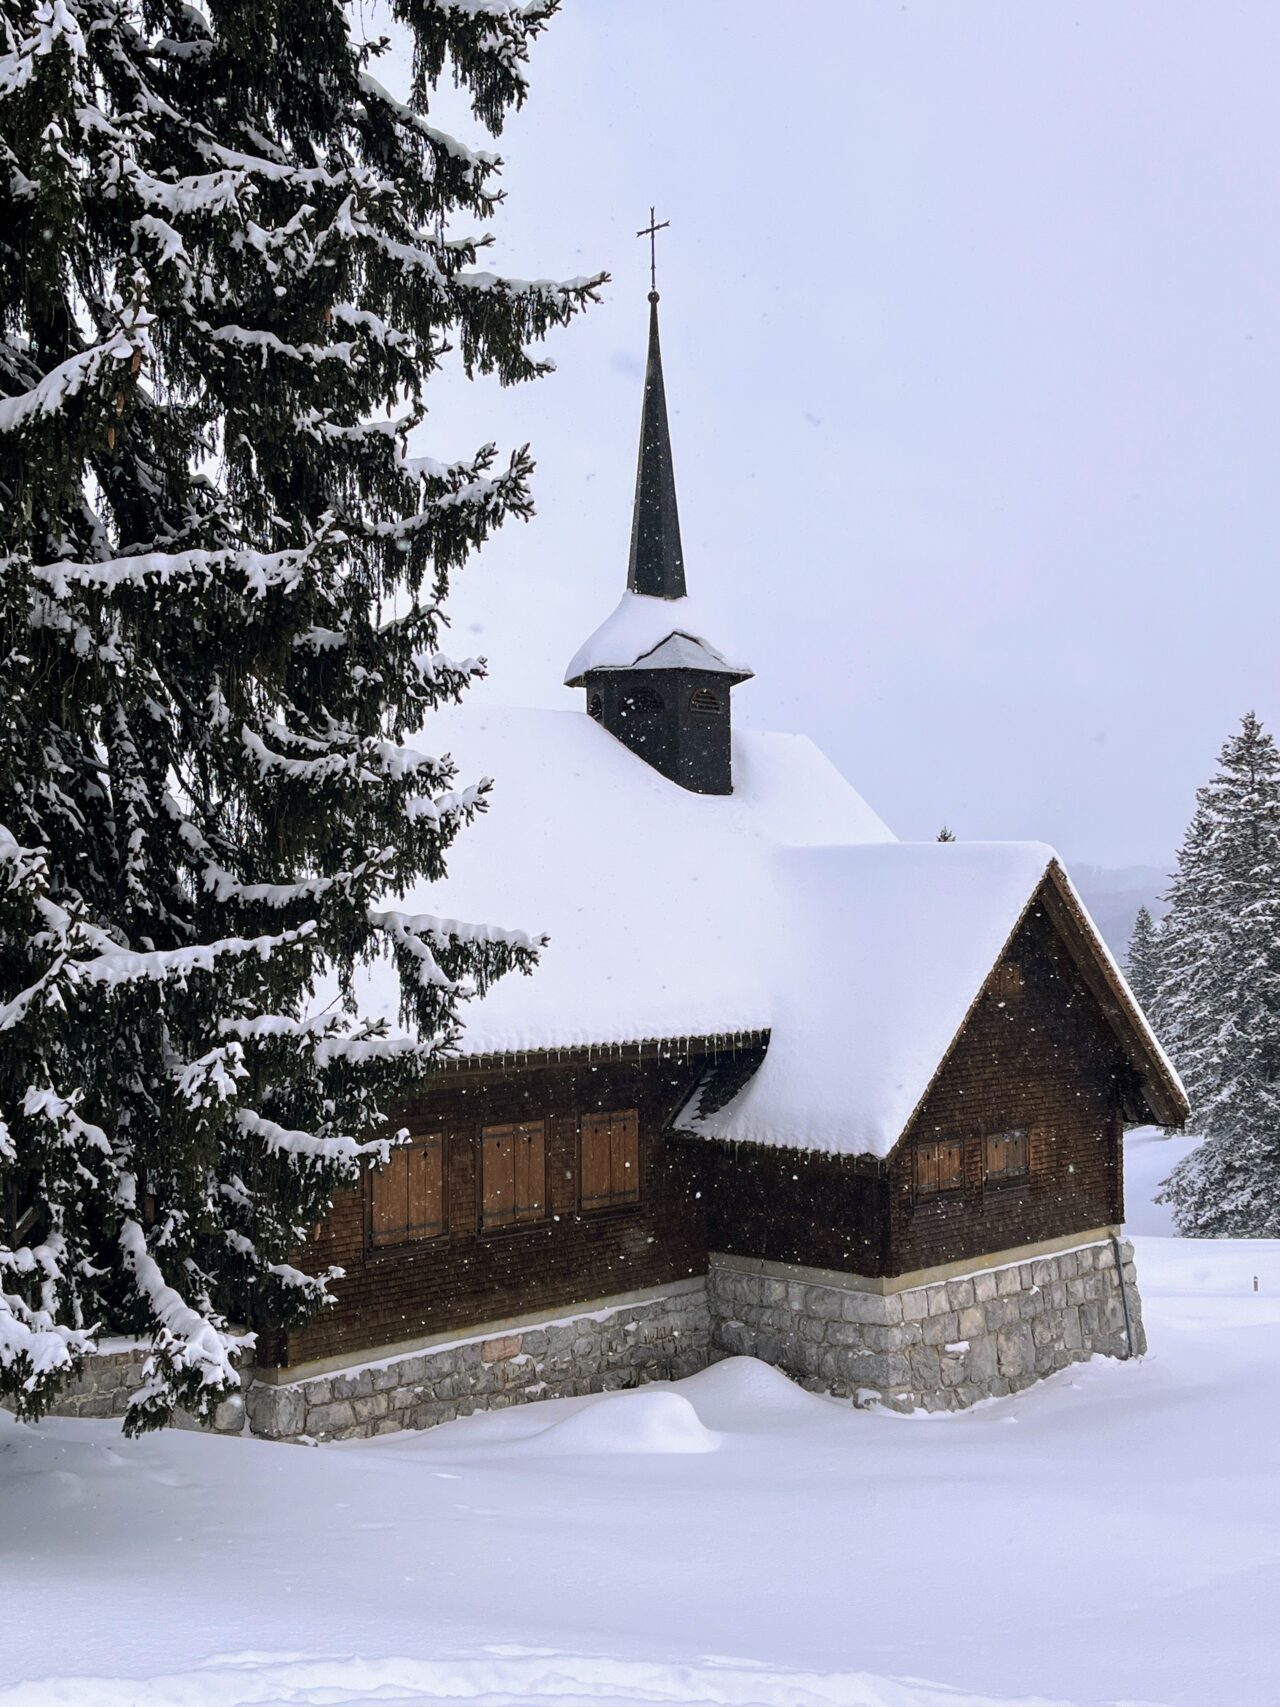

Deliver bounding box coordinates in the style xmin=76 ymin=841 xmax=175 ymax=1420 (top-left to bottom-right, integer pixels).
xmin=383 ymin=0 xmax=1280 ymax=870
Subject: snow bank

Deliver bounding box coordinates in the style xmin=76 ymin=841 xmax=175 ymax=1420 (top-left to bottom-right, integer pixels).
xmin=676 ymin=1353 xmax=837 ymax=1429
xmin=5 ymin=1144 xmax=1279 ymax=1706
xmin=0 ymin=1650 xmax=1100 ymax=1706
xmin=514 ymin=1387 xmax=718 ymax=1456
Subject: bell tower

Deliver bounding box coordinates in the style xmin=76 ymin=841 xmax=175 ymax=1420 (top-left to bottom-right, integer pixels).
xmin=565 ymin=223 xmax=751 ymax=795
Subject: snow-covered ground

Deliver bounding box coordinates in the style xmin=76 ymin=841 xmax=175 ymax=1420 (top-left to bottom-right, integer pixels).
xmin=2 ymin=1132 xmax=1276 ymax=1707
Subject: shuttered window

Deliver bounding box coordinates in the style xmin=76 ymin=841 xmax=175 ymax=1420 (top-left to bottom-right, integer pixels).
xmin=369 ymin=1135 xmax=445 ymax=1248
xmin=915 ymin=1137 xmax=964 ymax=1197
xmin=481 ymin=1121 xmax=547 ymax=1230
xmin=984 ymin=1128 xmax=1029 ymax=1182
xmin=580 ymin=1109 xmax=640 ymax=1211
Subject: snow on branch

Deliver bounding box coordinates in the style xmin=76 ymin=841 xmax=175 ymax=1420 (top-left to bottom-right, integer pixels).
xmin=0 ymin=309 xmax=150 ymax=435
xmin=118 ymin=1219 xmax=243 ymax=1394
xmin=22 ymin=1086 xmax=111 ymax=1154
xmin=0 ymin=1290 xmax=90 ymax=1392
xmin=0 ymin=0 xmax=86 ymax=101
xmin=367 ymin=906 xmax=537 ymax=954
xmin=368 ymin=905 xmax=539 ymax=996
xmin=64 ymin=923 xmax=317 ymax=991
xmin=235 ymin=1108 xmax=384 ymax=1164
xmin=24 ymin=539 xmax=324 ymax=598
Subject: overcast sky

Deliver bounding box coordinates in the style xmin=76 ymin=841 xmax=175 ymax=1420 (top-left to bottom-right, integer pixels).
xmin=393 ymin=1 xmax=1280 ymax=871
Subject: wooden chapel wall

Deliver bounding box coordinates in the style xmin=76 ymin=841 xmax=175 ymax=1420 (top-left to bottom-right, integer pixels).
xmin=265 ymin=1056 xmax=707 ymax=1370
xmin=885 ymin=902 xmax=1128 ymax=1277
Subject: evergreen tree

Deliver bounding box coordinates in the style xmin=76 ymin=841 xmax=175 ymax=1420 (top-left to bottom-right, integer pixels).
xmin=1156 ymin=713 xmax=1280 ymax=1236
xmin=936 ymin=826 xmax=956 ymax=842
xmin=1124 ymin=904 xmax=1161 ymax=1015
xmin=0 ymin=0 xmax=600 ymax=1429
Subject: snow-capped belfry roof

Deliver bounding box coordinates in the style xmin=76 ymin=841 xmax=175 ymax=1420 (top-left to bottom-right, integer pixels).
xmin=564 ymin=590 xmax=752 ymax=684
xmin=358 ymin=705 xmax=1185 ymax=1156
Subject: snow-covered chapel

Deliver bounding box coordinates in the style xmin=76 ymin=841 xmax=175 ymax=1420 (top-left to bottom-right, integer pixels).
xmin=234 ymin=287 xmax=1189 ymax=1443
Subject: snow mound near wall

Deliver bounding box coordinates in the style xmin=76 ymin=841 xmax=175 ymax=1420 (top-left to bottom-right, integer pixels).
xmin=0 ymin=1650 xmax=1116 ymax=1706
xmin=675 ymin=1353 xmax=836 ymax=1429
xmin=516 ymin=1388 xmax=719 ymax=1456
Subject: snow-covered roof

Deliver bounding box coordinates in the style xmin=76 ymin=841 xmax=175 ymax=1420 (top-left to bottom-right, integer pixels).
xmin=356 ymin=704 xmax=1188 ymax=1157
xmin=360 ymin=704 xmax=888 ymax=1069
xmin=681 ymin=840 xmax=1057 ymax=1155
xmin=564 ymin=590 xmax=751 ymax=684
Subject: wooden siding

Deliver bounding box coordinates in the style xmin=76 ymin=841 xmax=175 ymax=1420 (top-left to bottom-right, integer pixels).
xmin=269 ymin=1059 xmax=707 ymax=1370
xmin=690 ymin=1141 xmax=889 ymax=1275
xmin=887 ymin=900 xmax=1128 ymax=1276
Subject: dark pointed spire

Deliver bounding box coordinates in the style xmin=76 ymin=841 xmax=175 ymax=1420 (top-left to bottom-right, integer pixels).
xmin=626 ymin=292 xmax=687 ymax=600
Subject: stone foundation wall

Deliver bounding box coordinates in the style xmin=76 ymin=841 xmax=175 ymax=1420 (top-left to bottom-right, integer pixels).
xmin=36 ymin=1342 xmax=246 ymax=1433
xmin=708 ymin=1235 xmax=1144 ymax=1413
xmin=244 ymin=1278 xmax=712 ymax=1443
xmin=23 ymin=1238 xmax=1146 ymax=1440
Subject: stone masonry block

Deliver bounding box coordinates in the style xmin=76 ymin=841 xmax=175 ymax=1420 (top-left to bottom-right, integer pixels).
xmin=958 ymin=1305 xmax=986 ymax=1341
xmin=995 ymin=1325 xmax=1036 ymax=1379
xmin=900 ymin=1289 xmax=930 ymax=1322
xmin=921 ymin=1313 xmax=960 ymax=1347
xmin=909 ymin=1345 xmax=942 ymax=1388
xmin=482 ymin=1335 xmax=522 ymax=1364
xmin=805 ymin=1287 xmax=843 ymax=1322
xmin=246 ymin=1380 xmax=305 ymax=1440
xmin=995 ymin=1265 xmax=1022 ymax=1297
xmin=307 ymin=1399 xmax=357 ymax=1435
xmin=841 ymin=1288 xmax=895 ymax=1326
xmin=965 ymin=1335 xmax=998 ymax=1382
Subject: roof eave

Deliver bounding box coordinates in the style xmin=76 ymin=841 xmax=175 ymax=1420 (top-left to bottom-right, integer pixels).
xmin=568 ymin=659 xmax=754 ymax=689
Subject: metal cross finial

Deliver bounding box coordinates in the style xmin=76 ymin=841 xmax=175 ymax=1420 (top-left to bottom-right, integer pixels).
xmin=637 ymin=206 xmax=670 ymax=298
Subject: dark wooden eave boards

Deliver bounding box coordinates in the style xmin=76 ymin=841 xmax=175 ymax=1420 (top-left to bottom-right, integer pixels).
xmin=430 ymin=1031 xmax=770 ymax=1082
xmin=1035 ymin=864 xmax=1188 ymax=1127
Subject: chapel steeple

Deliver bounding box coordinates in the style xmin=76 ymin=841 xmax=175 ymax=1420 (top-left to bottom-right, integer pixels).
xmin=627 ymin=290 xmax=687 ymax=601
xmin=564 ymin=218 xmax=752 ymax=797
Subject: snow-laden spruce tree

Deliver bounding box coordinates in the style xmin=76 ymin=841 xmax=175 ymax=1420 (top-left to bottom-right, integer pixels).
xmin=0 ymin=0 xmax=600 ymax=1430
xmin=1157 ymin=714 xmax=1280 ymax=1236
xmin=1124 ymin=905 xmax=1161 ymax=1016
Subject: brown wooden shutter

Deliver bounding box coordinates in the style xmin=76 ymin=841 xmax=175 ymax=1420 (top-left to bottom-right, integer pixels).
xmin=514 ymin=1121 xmax=546 ymax=1223
xmin=406 ymin=1136 xmax=444 ymax=1239
xmin=580 ymin=1114 xmax=612 ymax=1211
xmin=579 ymin=1110 xmax=640 ymax=1211
xmin=371 ymin=1146 xmax=409 ymax=1243
xmin=939 ymin=1138 xmax=964 ymax=1191
xmin=984 ymin=1130 xmax=1029 ymax=1182
xmin=915 ymin=1141 xmax=939 ymax=1196
xmin=482 ymin=1122 xmax=545 ymax=1228
xmin=481 ymin=1128 xmax=516 ymax=1229
xmin=370 ymin=1137 xmax=444 ymax=1247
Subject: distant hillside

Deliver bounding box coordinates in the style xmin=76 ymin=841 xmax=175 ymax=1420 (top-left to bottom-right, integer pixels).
xmin=1068 ymin=863 xmax=1169 ymax=964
